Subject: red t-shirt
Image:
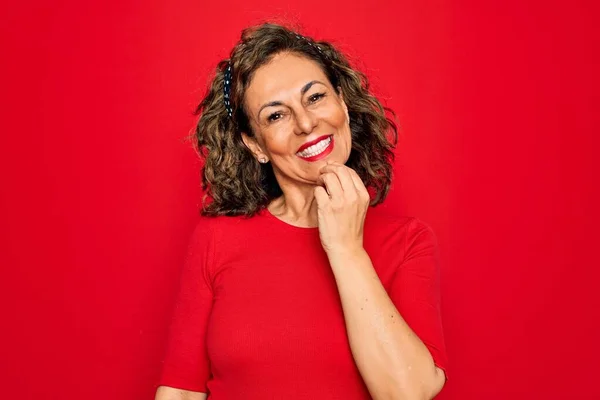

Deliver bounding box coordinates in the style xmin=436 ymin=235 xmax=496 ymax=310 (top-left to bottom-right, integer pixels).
xmin=158 ymin=207 xmax=448 ymax=398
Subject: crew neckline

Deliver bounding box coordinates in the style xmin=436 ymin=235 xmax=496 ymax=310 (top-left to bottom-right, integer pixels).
xmin=260 ymin=208 xmax=319 ymax=232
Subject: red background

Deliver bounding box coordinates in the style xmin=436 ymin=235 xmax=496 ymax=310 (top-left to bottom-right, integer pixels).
xmin=1 ymin=1 xmax=598 ymax=399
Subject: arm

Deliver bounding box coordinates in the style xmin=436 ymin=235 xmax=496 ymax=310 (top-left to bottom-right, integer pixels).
xmin=155 ymin=386 xmax=207 ymax=400
xmin=315 ymin=163 xmax=446 ymax=400
xmin=327 ymin=248 xmax=445 ymax=400
xmin=157 ymin=219 xmax=215 ymax=398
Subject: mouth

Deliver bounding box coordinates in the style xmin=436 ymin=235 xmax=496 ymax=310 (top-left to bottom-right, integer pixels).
xmin=295 ymin=135 xmax=334 ymax=161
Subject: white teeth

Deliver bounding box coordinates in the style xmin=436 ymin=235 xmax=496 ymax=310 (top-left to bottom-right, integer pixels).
xmin=296 ymin=137 xmax=332 ymax=158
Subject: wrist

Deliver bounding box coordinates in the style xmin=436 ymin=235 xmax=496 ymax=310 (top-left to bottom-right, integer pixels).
xmin=325 ymin=244 xmax=367 ymax=260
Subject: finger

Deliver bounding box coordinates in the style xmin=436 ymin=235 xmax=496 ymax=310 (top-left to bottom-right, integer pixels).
xmin=320 ymin=163 xmax=356 ymax=194
xmin=313 ymin=186 xmax=330 ymax=206
xmin=347 ymin=168 xmax=368 ymax=192
xmin=318 ymin=172 xmax=343 ymax=199
xmin=346 ymin=168 xmax=370 ymax=204
xmin=320 ymin=163 xmax=353 ymax=189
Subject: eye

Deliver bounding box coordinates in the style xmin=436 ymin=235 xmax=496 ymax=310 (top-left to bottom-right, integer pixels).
xmin=267 ymin=112 xmax=282 ymax=122
xmin=308 ymin=92 xmax=326 ymax=104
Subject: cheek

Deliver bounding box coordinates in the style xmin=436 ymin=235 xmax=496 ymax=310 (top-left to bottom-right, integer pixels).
xmin=263 ymin=131 xmax=293 ymax=155
xmin=324 ymin=103 xmax=348 ymax=127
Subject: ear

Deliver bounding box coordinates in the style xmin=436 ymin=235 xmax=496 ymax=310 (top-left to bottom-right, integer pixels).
xmin=241 ymin=131 xmax=268 ymax=162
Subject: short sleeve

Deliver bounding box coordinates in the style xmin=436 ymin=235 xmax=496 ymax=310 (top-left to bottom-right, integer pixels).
xmin=388 ymin=218 xmax=449 ymax=379
xmin=158 ymin=218 xmax=215 ymax=392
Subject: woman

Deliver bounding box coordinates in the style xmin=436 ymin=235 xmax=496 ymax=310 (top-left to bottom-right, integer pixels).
xmin=156 ymin=23 xmax=448 ymax=400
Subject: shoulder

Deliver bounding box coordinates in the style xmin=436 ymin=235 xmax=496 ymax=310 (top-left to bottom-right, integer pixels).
xmin=182 ymin=214 xmax=260 ymax=279
xmin=187 ymin=212 xmax=271 ymax=246
xmin=366 ymin=207 xmax=436 ymax=239
xmin=364 ymin=208 xmax=439 ymax=260
xmin=186 ymin=215 xmax=218 ymax=245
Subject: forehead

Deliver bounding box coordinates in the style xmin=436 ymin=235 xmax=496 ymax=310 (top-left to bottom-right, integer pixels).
xmin=245 ymin=52 xmax=328 ymax=109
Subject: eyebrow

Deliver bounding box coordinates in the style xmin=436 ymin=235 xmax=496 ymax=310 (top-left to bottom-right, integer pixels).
xmin=256 ymin=80 xmax=326 ymax=119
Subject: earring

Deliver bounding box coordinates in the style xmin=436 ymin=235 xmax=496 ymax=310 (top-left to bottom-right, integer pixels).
xmin=258 ymin=157 xmax=268 ymax=164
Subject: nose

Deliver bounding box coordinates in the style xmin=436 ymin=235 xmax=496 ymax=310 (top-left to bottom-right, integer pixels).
xmin=292 ymin=107 xmax=318 ymax=136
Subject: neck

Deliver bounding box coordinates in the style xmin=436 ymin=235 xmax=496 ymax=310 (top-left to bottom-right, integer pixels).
xmin=268 ymin=181 xmax=320 ymax=228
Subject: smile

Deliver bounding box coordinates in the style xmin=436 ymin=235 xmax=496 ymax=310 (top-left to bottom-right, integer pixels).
xmin=296 ymin=135 xmax=334 ymax=161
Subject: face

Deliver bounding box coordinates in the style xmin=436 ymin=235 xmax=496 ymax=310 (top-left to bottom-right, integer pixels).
xmin=242 ymin=52 xmax=352 ymax=188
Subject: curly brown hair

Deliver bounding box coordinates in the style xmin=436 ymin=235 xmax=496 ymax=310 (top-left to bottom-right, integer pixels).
xmin=193 ymin=23 xmax=398 ymax=216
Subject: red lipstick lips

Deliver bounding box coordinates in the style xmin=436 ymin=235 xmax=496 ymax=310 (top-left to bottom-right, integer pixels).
xmin=295 ymin=135 xmax=334 ymax=162
xmin=296 ymin=135 xmax=331 ymax=153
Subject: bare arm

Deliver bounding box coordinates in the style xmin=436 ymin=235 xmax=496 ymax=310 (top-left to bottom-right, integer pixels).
xmin=328 ymin=248 xmax=445 ymax=400
xmin=314 ymin=163 xmax=446 ymax=399
xmin=155 ymin=386 xmax=207 ymax=400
